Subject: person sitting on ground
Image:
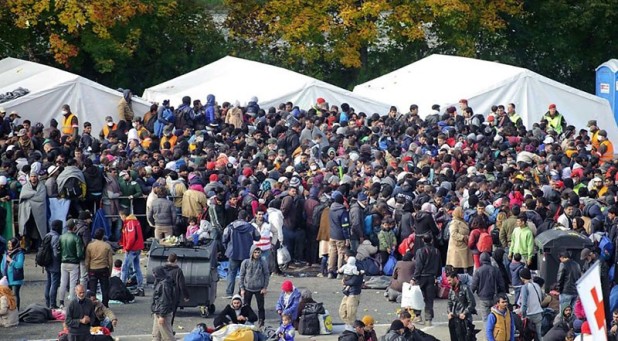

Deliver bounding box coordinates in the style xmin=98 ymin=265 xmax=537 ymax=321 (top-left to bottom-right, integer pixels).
xmin=111 ymin=259 xmax=122 ymax=278
xmin=296 ymin=289 xmax=317 ymax=327
xmin=275 ymin=313 xmax=296 ymax=341
xmin=386 ymin=251 xmax=415 ymax=303
xmin=213 ymin=295 xmax=257 ymax=329
xmin=87 ymin=290 xmax=118 ymax=332
xmin=0 ymin=277 xmax=18 ymax=327
xmin=276 ymin=280 xmax=301 ymax=322
xmin=382 ymin=320 xmax=405 ymax=341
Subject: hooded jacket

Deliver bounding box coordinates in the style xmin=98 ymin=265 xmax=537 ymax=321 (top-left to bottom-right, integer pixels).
xmin=275 ymin=287 xmax=301 ymax=321
xmin=239 ymin=245 xmax=270 ymax=292
xmin=205 ymin=94 xmax=216 ymax=124
xmin=471 ymin=253 xmax=506 ymax=300
xmin=151 ymin=266 xmax=175 ymax=316
xmin=485 ymin=305 xmax=514 ymax=341
xmin=222 ymin=219 xmax=260 ymax=261
xmin=120 ymin=214 xmax=144 ymax=252
xmin=328 ymin=202 xmax=350 ymax=240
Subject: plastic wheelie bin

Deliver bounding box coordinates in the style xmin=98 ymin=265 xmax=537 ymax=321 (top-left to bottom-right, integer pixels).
xmin=146 ymin=239 xmax=219 ymax=316
xmin=535 ymin=230 xmax=593 ymax=292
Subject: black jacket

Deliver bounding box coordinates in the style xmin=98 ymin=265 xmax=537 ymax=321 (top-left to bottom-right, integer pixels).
xmin=343 ymin=273 xmax=364 ymax=296
xmin=557 ymin=259 xmax=581 ymax=295
xmin=470 ymin=253 xmax=506 ymax=300
xmin=151 ymin=268 xmax=175 ymax=316
xmin=413 ymin=245 xmax=441 ymax=280
xmin=213 ymin=304 xmax=257 ymax=328
xmin=66 ymin=298 xmax=96 ymax=335
xmin=448 ymin=282 xmax=476 ymax=318
xmin=338 ymin=330 xmax=361 ymax=341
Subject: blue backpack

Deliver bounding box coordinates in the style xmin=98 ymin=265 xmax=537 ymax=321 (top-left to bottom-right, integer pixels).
xmin=599 ymin=235 xmax=615 ymax=261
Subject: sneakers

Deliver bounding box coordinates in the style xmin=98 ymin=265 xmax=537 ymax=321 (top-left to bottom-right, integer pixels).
xmin=336 ymin=274 xmax=343 ymax=280
xmin=316 ymin=273 xmax=325 ymax=278
xmin=413 ymin=316 xmax=423 ymax=323
xmin=327 ymin=273 xmax=335 ymax=279
xmin=424 ymin=320 xmax=432 ymax=326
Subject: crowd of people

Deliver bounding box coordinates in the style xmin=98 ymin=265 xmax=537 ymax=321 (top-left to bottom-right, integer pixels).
xmin=0 ymin=93 xmax=616 ymax=341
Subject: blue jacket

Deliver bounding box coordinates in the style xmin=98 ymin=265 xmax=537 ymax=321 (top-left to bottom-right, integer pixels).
xmin=205 ymin=94 xmax=216 ymax=124
xmin=343 ymin=273 xmax=364 ymax=296
xmin=328 ymin=202 xmax=350 ymax=240
xmin=275 ymin=323 xmax=295 ymax=341
xmin=222 ymin=220 xmax=260 ymax=261
xmin=485 ymin=306 xmax=515 ymax=341
xmin=509 ymin=261 xmax=524 ymax=288
xmin=276 ymin=288 xmax=301 ymax=321
xmin=1 ymin=249 xmax=25 ymax=285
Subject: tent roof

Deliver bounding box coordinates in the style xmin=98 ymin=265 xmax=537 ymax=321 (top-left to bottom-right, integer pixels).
xmin=354 ymin=54 xmax=618 ymax=141
xmin=0 ymin=57 xmax=151 ymax=134
xmin=143 ymin=56 xmax=390 ymax=115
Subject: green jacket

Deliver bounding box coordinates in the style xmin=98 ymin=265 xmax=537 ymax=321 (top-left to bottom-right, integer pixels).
xmin=378 ymin=229 xmax=397 ymax=252
xmin=60 ymin=231 xmax=84 ymax=264
xmin=118 ymin=177 xmax=143 ymax=208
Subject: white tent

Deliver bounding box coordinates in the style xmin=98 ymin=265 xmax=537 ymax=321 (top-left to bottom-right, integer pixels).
xmin=0 ymin=57 xmax=151 ymax=135
xmin=354 ymin=54 xmax=618 ymax=142
xmin=143 ymin=56 xmax=391 ymax=116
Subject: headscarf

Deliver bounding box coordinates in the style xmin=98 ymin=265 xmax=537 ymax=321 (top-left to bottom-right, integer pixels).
xmin=0 ymin=277 xmax=16 ymax=310
xmin=452 ymin=207 xmax=464 ymax=220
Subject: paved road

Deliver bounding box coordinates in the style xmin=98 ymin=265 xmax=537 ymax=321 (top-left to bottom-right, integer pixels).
xmin=4 ymin=254 xmax=487 ymax=340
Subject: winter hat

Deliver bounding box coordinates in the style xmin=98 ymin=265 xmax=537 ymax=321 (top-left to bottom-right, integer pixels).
xmin=389 ymin=320 xmax=405 ymax=331
xmin=209 ymin=174 xmax=218 ymax=182
xmin=361 ymin=315 xmax=375 ymax=326
xmin=242 ymin=168 xmax=253 ymax=177
xmin=281 ymin=280 xmax=294 ymax=292
xmin=289 ymin=177 xmax=301 ymax=188
xmin=519 ymin=268 xmax=532 ymax=280
xmin=232 ymin=294 xmax=243 ymax=302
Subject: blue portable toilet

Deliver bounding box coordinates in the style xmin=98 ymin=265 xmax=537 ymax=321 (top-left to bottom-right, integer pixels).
xmin=596 ymin=60 xmax=618 ymax=125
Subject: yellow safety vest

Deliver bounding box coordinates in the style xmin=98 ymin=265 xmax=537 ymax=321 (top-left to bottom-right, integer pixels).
xmin=544 ymin=114 xmax=563 ymax=134
xmin=600 ymin=140 xmax=614 ymax=163
xmin=62 ymin=113 xmax=76 ymax=135
xmin=509 ymin=113 xmax=521 ymax=124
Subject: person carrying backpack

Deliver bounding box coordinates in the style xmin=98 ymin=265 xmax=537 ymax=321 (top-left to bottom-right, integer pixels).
xmin=42 ymin=220 xmax=62 ymax=309
xmin=467 ymin=216 xmax=491 ymax=269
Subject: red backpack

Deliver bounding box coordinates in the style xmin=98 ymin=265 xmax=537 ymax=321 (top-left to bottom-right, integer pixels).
xmin=476 ymin=230 xmax=493 ymax=253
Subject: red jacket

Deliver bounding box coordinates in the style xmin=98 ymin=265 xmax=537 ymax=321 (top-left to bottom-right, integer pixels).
xmin=121 ymin=214 xmax=144 ymax=252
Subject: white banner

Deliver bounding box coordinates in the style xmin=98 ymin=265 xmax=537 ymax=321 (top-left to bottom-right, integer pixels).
xmin=576 ymin=260 xmax=607 ymax=340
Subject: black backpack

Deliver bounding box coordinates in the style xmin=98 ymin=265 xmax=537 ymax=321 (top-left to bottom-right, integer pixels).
xmin=63 ymin=177 xmax=83 ymax=200
xmin=35 ymin=234 xmax=53 ymax=267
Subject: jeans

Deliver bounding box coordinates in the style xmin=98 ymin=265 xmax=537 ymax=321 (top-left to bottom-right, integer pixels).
xmin=559 ymin=293 xmax=577 ymax=317
xmin=479 ymin=299 xmax=494 ymax=321
xmin=45 ymin=270 xmax=61 ymax=308
xmin=59 ymin=263 xmax=80 ymax=304
xmin=226 ymin=259 xmax=242 ymax=296
xmin=88 ymin=268 xmax=111 ymax=307
xmin=10 ymin=284 xmax=21 ymax=310
xmin=243 ymin=290 xmax=265 ymax=321
xmin=121 ymin=250 xmax=143 ymax=289
xmin=260 ymin=250 xmax=271 ymax=272
xmin=527 ymin=312 xmax=543 ymax=341
xmin=282 ymin=228 xmax=297 ymax=260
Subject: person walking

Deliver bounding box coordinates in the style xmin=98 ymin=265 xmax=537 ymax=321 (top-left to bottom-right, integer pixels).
xmin=239 ymin=245 xmax=270 ymax=328
xmin=447 ymin=270 xmax=476 ymax=341
xmin=222 ymin=210 xmax=260 ymax=298
xmin=328 ymin=191 xmax=351 ymax=279
xmin=486 ymin=293 xmax=515 ymax=341
xmin=58 ymin=219 xmax=84 ymax=309
xmin=161 ymin=252 xmax=190 ymax=326
xmin=151 ymin=266 xmax=175 ymax=341
xmin=85 ymin=228 xmax=114 ymax=307
xmin=1 ymin=238 xmax=25 ymax=310
xmin=44 ymin=220 xmax=63 ymax=309
xmin=65 ymin=284 xmax=96 ymax=341
xmin=471 ymin=252 xmax=506 ymax=321
xmin=119 ymin=208 xmax=145 ymax=296
xmin=516 ymin=268 xmax=543 ymax=341
xmin=556 ymin=251 xmax=581 ymax=316
xmin=411 ymin=235 xmax=441 ymax=326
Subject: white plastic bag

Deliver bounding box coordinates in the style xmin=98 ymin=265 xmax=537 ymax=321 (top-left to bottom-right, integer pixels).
xmin=277 ymin=245 xmax=291 ymax=266
xmin=401 ymin=282 xmax=425 ymax=310
xmin=318 ymin=309 xmax=333 ymax=334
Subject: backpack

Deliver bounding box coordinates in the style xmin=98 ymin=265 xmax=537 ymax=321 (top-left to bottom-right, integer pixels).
xmin=35 ymin=234 xmax=54 ymax=267
xmin=476 ymin=230 xmax=493 ymax=253
xmin=63 ymin=177 xmax=84 ymax=200
xmin=299 ymin=313 xmax=321 ymax=335
xmin=599 ymin=235 xmax=615 ymax=260
xmin=311 ymin=203 xmax=328 ymax=230
xmin=437 ymin=221 xmax=450 ymax=246
xmin=490 ymin=226 xmax=500 ymax=246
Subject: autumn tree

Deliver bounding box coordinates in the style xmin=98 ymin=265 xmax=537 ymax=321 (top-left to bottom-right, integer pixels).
xmin=224 ymin=0 xmax=523 ymax=88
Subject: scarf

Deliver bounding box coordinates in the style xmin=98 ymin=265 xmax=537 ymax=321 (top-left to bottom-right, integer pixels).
xmin=0 ymin=286 xmax=16 ymax=310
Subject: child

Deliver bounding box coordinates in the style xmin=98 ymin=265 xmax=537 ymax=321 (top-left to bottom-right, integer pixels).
xmin=186 ymin=217 xmax=200 ymax=239
xmin=276 ymin=314 xmax=295 ymax=341
xmin=377 ymin=216 xmax=397 ymax=267
xmin=338 ymin=256 xmax=363 ymax=296
xmin=111 ymin=259 xmax=122 ymax=277
xmin=509 ymin=253 xmax=524 ymax=304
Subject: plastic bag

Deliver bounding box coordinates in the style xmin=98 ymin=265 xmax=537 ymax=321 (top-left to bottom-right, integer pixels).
xmin=277 ymin=245 xmax=291 ymax=266
xmin=318 ymin=310 xmax=333 ymax=334
xmin=382 ymin=252 xmax=397 ymax=276
xmin=401 ymin=282 xmax=425 ymax=310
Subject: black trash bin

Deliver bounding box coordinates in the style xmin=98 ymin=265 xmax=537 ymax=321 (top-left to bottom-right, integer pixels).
xmin=146 ymin=239 xmax=219 ymax=316
xmin=535 ymin=230 xmax=593 ymax=292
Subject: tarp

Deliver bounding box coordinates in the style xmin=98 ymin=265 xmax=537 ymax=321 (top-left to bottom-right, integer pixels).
xmin=354 ymin=54 xmax=618 ymax=142
xmin=143 ymin=56 xmax=391 ymax=116
xmin=0 ymin=57 xmax=151 ymax=135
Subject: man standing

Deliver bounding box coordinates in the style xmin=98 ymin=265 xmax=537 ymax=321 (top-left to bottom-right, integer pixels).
xmin=18 ymin=171 xmax=48 ymax=251
xmin=239 ymin=245 xmax=270 ymax=327
xmin=85 ymin=228 xmax=114 ymax=307
xmin=486 ymin=293 xmax=515 ymax=341
xmin=222 ymin=210 xmax=260 ymax=298
xmin=328 ymin=191 xmax=351 ymax=279
xmin=411 ymin=235 xmax=441 ymax=326
xmin=60 ymin=104 xmax=79 ymax=139
xmin=338 ymin=250 xmax=364 ymax=330
xmin=151 ymin=266 xmax=175 ymax=341
xmin=119 ymin=208 xmax=145 ymax=296
xmin=517 ymin=268 xmax=543 ymax=339
xmin=44 ymin=220 xmax=62 ymax=309
xmin=65 ymin=284 xmax=95 ymax=341
xmin=58 ymin=219 xmax=85 ymax=308
xmin=557 ymin=251 xmax=582 ymax=315
xmin=348 ymin=192 xmax=367 ymax=253
xmin=509 ymin=213 xmax=535 ymax=266
xmin=543 ymin=104 xmax=566 ymax=135
xmin=162 ymin=253 xmax=190 ymax=325
xmin=447 ymin=270 xmax=476 ymax=341
xmin=471 ymin=252 xmax=506 ymax=321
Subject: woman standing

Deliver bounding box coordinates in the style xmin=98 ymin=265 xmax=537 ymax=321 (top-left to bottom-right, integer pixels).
xmin=445 ymin=207 xmax=473 ymax=275
xmin=1 ymin=238 xmax=24 ymax=310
